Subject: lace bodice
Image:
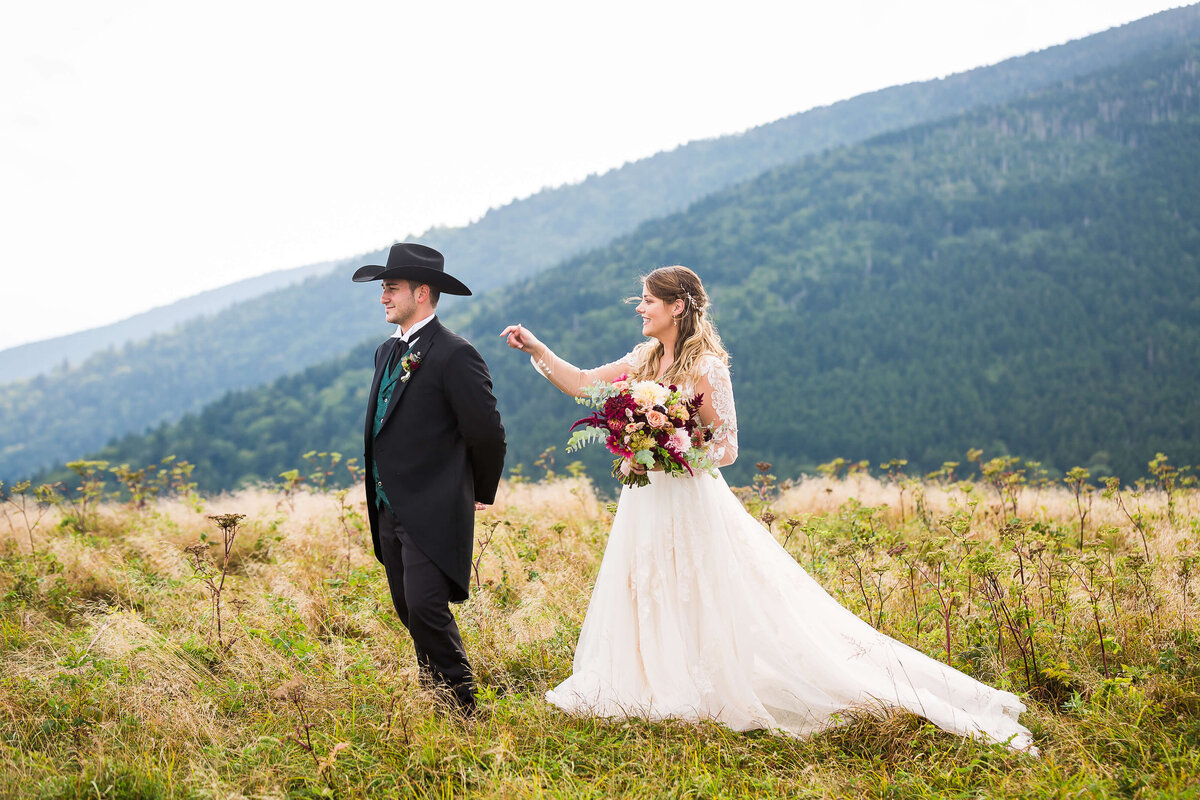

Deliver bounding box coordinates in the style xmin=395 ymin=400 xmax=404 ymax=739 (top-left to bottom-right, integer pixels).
xmin=530 ymin=348 xmax=738 ymax=467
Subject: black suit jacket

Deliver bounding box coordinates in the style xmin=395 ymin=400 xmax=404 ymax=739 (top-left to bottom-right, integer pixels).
xmin=364 ymin=317 xmax=506 ymax=601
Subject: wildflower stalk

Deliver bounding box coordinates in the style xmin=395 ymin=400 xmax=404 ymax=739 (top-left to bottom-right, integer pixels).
xmin=1 ymin=480 xmax=58 ymax=553
xmin=1065 ymin=466 xmax=1093 ymax=549
xmin=184 ymin=513 xmax=246 ymax=652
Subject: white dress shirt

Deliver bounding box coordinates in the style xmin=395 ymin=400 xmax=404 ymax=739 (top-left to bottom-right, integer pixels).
xmin=394 ymin=313 xmax=436 ymax=346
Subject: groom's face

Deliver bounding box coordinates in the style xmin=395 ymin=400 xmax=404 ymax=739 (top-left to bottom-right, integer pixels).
xmin=381 ymin=280 xmax=417 ymax=327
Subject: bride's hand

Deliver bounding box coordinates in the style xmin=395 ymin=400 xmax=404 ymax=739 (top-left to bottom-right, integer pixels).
xmin=500 ymin=323 xmax=543 ymax=355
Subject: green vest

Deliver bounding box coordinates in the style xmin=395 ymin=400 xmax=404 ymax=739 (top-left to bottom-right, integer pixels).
xmin=372 ymin=343 xmax=413 ymax=511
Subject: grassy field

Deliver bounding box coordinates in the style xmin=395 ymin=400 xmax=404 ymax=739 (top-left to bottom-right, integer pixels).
xmin=1 ymin=460 xmax=1198 ymax=798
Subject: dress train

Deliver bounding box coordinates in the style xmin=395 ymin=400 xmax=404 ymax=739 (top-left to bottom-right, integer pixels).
xmin=546 ymin=470 xmax=1036 ymax=753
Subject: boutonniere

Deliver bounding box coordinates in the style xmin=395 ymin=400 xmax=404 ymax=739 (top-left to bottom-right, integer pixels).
xmin=400 ymin=351 xmax=422 ymax=383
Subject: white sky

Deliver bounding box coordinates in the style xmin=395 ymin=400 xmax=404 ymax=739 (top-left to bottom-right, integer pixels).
xmin=0 ymin=0 xmax=1186 ymax=350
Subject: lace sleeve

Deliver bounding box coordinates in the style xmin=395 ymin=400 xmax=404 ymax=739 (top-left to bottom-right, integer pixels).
xmin=530 ymin=348 xmax=638 ymax=397
xmin=694 ymin=356 xmax=738 ymax=467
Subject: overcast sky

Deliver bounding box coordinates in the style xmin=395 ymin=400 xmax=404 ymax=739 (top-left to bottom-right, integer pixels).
xmin=1 ymin=0 xmax=1186 ymax=351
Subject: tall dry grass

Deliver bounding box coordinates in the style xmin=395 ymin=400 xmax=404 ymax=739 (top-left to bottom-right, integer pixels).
xmin=0 ymin=470 xmax=1197 ymax=798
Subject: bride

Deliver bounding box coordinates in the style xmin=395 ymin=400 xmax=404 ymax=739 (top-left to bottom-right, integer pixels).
xmin=500 ymin=265 xmax=1036 ymax=753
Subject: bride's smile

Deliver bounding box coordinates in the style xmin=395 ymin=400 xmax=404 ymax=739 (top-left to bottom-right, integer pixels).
xmin=635 ymin=284 xmax=683 ymax=342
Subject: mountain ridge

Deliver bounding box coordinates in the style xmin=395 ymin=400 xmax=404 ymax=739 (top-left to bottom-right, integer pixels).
xmin=0 ymin=255 xmax=358 ymax=384
xmin=55 ymin=39 xmax=1200 ymax=491
xmin=3 ymin=4 xmax=1199 ymax=481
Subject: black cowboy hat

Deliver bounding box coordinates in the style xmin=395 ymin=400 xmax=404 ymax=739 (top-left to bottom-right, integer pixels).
xmin=351 ymin=242 xmax=471 ymax=296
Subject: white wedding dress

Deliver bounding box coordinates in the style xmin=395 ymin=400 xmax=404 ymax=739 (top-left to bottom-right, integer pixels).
xmin=534 ymin=350 xmax=1036 ymax=753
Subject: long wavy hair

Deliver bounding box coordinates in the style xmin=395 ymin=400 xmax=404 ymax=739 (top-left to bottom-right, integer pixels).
xmin=628 ymin=265 xmax=728 ymax=385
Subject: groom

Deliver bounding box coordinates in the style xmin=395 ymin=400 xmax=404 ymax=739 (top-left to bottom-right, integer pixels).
xmin=354 ymin=242 xmax=506 ymax=714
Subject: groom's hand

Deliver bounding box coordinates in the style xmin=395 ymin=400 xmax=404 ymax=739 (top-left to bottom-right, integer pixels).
xmin=475 ymin=502 xmax=487 ymax=511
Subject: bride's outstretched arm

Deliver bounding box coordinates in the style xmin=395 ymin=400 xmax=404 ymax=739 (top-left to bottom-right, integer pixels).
xmin=694 ymin=356 xmax=739 ymax=467
xmin=501 ymin=324 xmax=635 ymax=397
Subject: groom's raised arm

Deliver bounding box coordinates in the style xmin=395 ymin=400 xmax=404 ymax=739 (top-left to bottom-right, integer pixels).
xmin=445 ymin=345 xmax=506 ymax=504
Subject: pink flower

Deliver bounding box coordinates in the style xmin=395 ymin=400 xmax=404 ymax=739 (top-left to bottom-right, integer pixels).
xmin=645 ymin=409 xmax=670 ymax=429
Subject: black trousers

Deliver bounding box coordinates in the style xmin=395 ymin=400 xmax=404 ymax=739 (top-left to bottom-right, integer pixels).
xmin=377 ymin=505 xmax=475 ymax=709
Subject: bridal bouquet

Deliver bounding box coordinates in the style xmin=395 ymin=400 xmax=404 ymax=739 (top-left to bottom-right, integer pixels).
xmin=566 ymin=375 xmax=715 ymax=488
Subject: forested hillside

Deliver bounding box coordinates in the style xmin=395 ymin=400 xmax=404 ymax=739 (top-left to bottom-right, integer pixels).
xmin=5 ymin=4 xmax=1198 ymax=482
xmin=476 ymin=45 xmax=1200 ymax=484
xmin=59 ymin=42 xmax=1200 ymax=492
